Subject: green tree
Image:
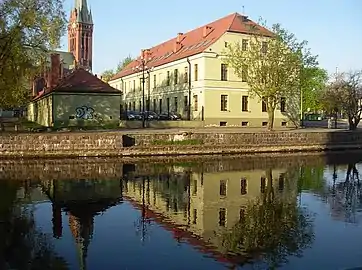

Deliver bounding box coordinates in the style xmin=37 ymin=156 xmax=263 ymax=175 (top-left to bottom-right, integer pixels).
xmin=100 ymin=69 xmax=115 ymax=83
xmin=224 ymin=22 xmax=318 ymax=130
xmin=0 ymin=0 xmax=66 ymax=108
xmin=221 ymin=169 xmax=314 ymax=268
xmin=116 ymin=55 xmax=133 ymax=73
xmin=301 ymin=67 xmax=328 ymax=113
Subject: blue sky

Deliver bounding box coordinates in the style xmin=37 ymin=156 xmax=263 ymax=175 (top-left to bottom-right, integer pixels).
xmin=60 ymin=0 xmax=362 ymax=75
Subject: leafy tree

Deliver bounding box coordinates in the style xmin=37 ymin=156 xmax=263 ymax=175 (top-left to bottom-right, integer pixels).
xmin=224 ymin=22 xmax=318 ymax=130
xmin=100 ymin=69 xmax=115 ymax=83
xmin=221 ymin=169 xmax=314 ymax=268
xmin=301 ymin=67 xmax=328 ymax=113
xmin=116 ymin=55 xmax=133 ymax=73
xmin=101 ymin=55 xmax=134 ymax=82
xmin=320 ymin=70 xmax=362 ymax=130
xmin=0 ymin=0 xmax=66 ymax=109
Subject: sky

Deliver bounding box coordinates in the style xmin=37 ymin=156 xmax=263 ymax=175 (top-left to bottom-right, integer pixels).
xmin=60 ymin=0 xmax=362 ymax=75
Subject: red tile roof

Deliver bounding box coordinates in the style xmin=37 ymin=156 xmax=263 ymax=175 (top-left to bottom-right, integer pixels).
xmin=51 ymin=68 xmax=120 ymax=94
xmin=111 ymin=12 xmax=273 ymax=81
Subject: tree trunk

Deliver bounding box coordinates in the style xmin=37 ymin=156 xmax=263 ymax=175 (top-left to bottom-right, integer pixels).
xmin=267 ymin=109 xmax=275 ymax=131
xmin=348 ymin=116 xmax=358 ymax=130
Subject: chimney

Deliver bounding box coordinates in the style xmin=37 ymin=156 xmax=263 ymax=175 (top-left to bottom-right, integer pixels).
xmin=174 ymin=33 xmax=183 ymax=53
xmin=203 ymin=26 xmax=212 ymax=38
xmin=177 ymin=32 xmax=183 ymax=43
xmin=48 ymin=53 xmax=61 ymax=89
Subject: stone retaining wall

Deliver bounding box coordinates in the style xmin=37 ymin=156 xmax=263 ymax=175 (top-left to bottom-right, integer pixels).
xmin=1 ymin=130 xmax=362 ymax=158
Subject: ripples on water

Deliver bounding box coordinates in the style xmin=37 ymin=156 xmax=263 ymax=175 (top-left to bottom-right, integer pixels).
xmin=0 ymin=152 xmax=362 ymax=270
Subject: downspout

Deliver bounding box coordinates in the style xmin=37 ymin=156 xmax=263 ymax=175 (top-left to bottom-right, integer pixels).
xmin=187 ymin=58 xmax=191 ymax=120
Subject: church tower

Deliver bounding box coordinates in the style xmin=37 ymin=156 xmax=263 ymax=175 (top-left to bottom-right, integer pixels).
xmin=68 ymin=0 xmax=93 ymax=71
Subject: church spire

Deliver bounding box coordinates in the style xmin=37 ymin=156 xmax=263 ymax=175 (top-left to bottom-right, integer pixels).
xmin=74 ymin=0 xmax=93 ymax=24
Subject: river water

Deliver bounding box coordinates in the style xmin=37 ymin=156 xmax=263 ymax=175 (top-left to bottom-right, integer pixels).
xmin=0 ymin=152 xmax=362 ymax=270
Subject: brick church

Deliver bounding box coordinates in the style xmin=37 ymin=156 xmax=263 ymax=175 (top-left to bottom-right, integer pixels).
xmin=28 ymin=0 xmax=121 ymax=127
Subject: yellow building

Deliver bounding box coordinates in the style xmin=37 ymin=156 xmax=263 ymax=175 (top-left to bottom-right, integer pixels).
xmin=122 ymin=167 xmax=298 ymax=264
xmin=109 ymin=12 xmax=290 ymax=127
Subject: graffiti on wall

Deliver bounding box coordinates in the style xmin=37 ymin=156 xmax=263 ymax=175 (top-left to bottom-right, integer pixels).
xmin=75 ymin=106 xmax=95 ymax=120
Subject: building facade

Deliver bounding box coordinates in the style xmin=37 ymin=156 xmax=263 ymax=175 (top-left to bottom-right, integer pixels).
xmin=109 ymin=13 xmax=290 ymax=127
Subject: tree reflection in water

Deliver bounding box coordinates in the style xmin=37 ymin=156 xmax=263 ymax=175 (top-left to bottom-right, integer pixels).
xmin=221 ymin=169 xmax=314 ymax=269
xmin=0 ymin=180 xmax=68 ymax=270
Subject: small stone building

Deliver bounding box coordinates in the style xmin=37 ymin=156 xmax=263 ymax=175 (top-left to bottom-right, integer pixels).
xmin=28 ymin=54 xmax=121 ymax=127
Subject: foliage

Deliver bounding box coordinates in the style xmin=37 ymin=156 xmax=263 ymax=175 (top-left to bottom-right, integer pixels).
xmin=101 ymin=55 xmax=134 ymax=82
xmin=100 ymin=69 xmax=115 ymax=83
xmin=0 ymin=0 xmax=67 ymax=108
xmin=320 ymin=70 xmax=362 ymax=130
xmin=116 ymin=55 xmax=133 ymax=73
xmin=224 ymin=21 xmax=318 ymax=130
xmin=301 ymin=67 xmax=328 ymax=113
xmin=221 ymin=169 xmax=314 ymax=268
xmin=298 ymin=165 xmax=327 ymax=194
xmin=0 ymin=180 xmax=69 ymax=269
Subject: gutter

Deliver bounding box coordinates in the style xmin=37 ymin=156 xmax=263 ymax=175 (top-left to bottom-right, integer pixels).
xmin=187 ymin=58 xmax=191 ymax=120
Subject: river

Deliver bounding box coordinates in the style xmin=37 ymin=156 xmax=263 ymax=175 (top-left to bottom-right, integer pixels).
xmin=0 ymin=152 xmax=361 ymax=269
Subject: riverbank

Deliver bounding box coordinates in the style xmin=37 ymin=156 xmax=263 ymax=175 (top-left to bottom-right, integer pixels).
xmin=1 ymin=128 xmax=362 ymax=158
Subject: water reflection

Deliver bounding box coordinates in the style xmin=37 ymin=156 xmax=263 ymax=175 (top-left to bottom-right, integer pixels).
xmin=0 ymin=153 xmax=361 ymax=269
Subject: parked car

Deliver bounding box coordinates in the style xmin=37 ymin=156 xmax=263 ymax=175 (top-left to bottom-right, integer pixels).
xmin=158 ymin=112 xmax=182 ymax=121
xmin=126 ymin=111 xmax=142 ymax=120
xmin=141 ymin=111 xmax=159 ymax=121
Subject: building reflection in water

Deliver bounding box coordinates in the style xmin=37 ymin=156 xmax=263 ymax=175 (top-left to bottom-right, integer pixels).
xmin=41 ymin=179 xmax=123 ymax=270
xmin=121 ymin=163 xmax=314 ymax=268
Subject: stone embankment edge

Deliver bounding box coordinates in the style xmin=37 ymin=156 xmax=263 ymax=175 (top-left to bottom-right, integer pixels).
xmin=1 ymin=144 xmax=361 ymax=159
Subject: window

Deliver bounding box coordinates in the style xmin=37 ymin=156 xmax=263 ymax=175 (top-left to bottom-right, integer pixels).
xmin=219 ymin=208 xmax=226 ymax=227
xmin=280 ymin=97 xmax=286 ymax=112
xmin=240 ymin=178 xmax=247 ymax=195
xmin=219 ymin=180 xmax=227 ymax=196
xmin=262 ymin=41 xmax=268 ymax=54
xmin=193 ymin=180 xmax=197 ymax=195
xmin=174 ymin=97 xmax=178 ymax=111
xmin=224 ymin=41 xmax=228 ymax=47
xmin=128 ymin=102 xmax=131 ymax=111
xmin=153 ymin=99 xmax=156 ymax=111
xmin=221 ymin=95 xmax=228 ymax=111
xmin=281 ymin=121 xmax=287 ymax=126
xmin=159 ymin=99 xmax=162 ymax=114
xmin=184 ymin=96 xmax=188 ymax=111
xmin=153 ymin=74 xmax=157 ymax=89
xmin=184 ymin=67 xmax=188 ymax=83
xmin=221 ymin=64 xmax=228 ymax=81
xmin=241 ymin=121 xmax=248 ymax=126
xmin=220 ymin=121 xmax=227 ymax=126
xmin=242 ymin=39 xmax=248 ymax=51
xmin=133 ymin=80 xmax=135 ymax=90
xmin=242 ymin=95 xmax=248 ymax=112
xmin=279 ymin=174 xmax=285 ymax=191
xmin=174 ymin=69 xmax=178 ymax=85
xmin=241 ymin=64 xmax=248 ymax=82
xmin=239 ymin=208 xmax=245 ymax=221
xmin=166 ymin=71 xmax=170 ymax=86
xmin=194 ymin=64 xmax=198 ymax=81
xmin=193 ymin=209 xmax=197 ymax=224
xmin=132 ymin=101 xmax=135 ymax=111
xmin=166 ymin=97 xmax=170 ymax=113
xmin=262 ymin=97 xmax=267 ymax=112
xmin=260 ymin=177 xmax=266 ymax=193
xmin=193 ymin=95 xmax=198 ymax=111
xmin=262 ymin=121 xmax=268 ymax=126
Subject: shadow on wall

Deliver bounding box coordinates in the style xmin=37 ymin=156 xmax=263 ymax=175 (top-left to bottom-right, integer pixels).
xmin=282 ymin=95 xmax=300 ymax=128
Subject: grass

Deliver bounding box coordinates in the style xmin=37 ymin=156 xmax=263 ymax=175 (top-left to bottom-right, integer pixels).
xmin=151 ymin=139 xmax=203 ymax=146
